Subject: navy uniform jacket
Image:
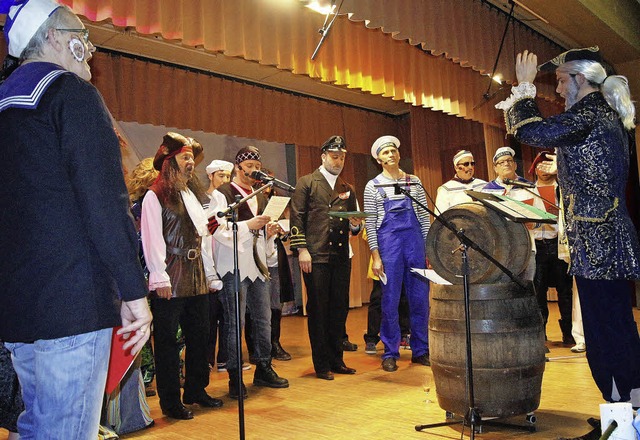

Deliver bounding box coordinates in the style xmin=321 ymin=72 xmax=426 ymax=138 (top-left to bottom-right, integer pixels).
xmin=290 ymin=169 xmax=359 ymax=264
xmin=505 ymin=91 xmax=640 ymax=280
xmin=0 ymin=63 xmax=148 ymax=342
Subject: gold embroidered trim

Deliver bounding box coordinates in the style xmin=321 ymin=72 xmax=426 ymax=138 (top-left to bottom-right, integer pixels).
xmin=510 ymin=116 xmax=543 ymax=135
xmin=568 ymin=195 xmax=619 ymax=222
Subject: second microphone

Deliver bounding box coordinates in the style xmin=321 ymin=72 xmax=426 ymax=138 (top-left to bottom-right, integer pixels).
xmin=249 ymin=170 xmax=296 ymax=192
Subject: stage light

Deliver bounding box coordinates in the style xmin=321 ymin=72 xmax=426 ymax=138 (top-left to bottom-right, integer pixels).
xmin=305 ymin=0 xmax=336 ymax=15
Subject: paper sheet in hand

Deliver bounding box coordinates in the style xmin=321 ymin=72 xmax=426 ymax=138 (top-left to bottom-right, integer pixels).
xmin=105 ymin=326 xmax=137 ymax=394
xmin=262 ymin=196 xmax=290 ymax=220
xmin=411 ymin=268 xmax=452 ymax=285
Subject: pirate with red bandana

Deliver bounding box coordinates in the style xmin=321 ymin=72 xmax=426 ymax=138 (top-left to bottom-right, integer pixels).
xmin=141 ymin=132 xmax=224 ymax=420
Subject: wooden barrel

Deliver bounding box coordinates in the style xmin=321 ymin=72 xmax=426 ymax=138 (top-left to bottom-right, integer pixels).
xmin=426 ymin=202 xmax=531 ymax=284
xmin=429 ymin=282 xmax=546 ymax=418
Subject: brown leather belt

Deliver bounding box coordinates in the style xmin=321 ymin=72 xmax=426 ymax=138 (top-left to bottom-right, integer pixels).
xmin=166 ymin=246 xmax=201 ymax=260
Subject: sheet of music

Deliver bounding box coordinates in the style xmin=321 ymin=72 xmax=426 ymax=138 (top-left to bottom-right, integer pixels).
xmin=262 ymin=195 xmax=290 ymax=221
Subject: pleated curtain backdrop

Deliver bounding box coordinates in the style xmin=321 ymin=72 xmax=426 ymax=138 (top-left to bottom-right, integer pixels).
xmin=55 ymin=0 xmax=563 ymax=127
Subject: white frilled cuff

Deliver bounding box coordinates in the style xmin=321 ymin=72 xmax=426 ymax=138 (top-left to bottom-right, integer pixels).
xmin=209 ymin=278 xmax=223 ymax=291
xmin=148 ymin=272 xmax=171 ymax=291
xmin=495 ymin=82 xmax=537 ymax=111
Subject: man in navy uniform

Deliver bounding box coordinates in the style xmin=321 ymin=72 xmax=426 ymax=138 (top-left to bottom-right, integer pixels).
xmin=290 ymin=136 xmax=363 ymax=380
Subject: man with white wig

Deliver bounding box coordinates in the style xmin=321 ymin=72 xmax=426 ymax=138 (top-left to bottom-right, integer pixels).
xmin=496 ymin=46 xmax=640 ymax=415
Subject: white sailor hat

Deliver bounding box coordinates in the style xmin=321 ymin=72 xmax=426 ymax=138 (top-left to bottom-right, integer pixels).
xmin=3 ymin=0 xmax=62 ymax=58
xmin=492 ymin=146 xmax=515 ymax=163
xmin=371 ymin=135 xmax=400 ymax=159
xmin=453 ymin=150 xmax=473 ymax=166
xmin=206 ymin=159 xmax=234 ymax=175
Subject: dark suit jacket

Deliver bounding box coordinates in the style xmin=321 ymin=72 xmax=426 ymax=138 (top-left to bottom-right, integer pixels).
xmin=290 ymin=169 xmax=358 ymax=264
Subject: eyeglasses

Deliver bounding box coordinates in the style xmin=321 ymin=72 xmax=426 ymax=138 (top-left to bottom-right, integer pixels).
xmin=458 ymin=161 xmax=476 ymax=167
xmin=495 ymin=158 xmax=515 ymax=166
xmin=55 ymin=28 xmax=90 ymax=44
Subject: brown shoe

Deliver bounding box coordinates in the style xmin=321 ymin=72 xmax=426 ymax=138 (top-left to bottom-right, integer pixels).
xmin=316 ymin=371 xmax=335 ymax=380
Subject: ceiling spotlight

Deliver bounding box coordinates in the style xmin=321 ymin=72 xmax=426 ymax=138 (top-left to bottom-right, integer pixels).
xmin=305 ymin=0 xmax=336 ymax=15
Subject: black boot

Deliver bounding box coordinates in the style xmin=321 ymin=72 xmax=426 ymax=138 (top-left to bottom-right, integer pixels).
xmin=271 ymin=309 xmax=292 ymax=361
xmin=559 ymin=319 xmax=576 ymax=346
xmin=227 ymin=369 xmax=248 ymax=400
xmin=253 ymin=361 xmax=289 ymax=388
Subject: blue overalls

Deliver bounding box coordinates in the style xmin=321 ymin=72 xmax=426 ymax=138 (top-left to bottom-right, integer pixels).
xmin=374 ymin=179 xmax=430 ymax=360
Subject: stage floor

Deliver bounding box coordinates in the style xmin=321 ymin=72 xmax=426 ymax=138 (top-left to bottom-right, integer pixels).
xmin=119 ymin=303 xmax=637 ymax=439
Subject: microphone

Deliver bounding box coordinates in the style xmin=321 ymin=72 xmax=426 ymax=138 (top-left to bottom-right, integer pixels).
xmin=503 ymin=178 xmax=536 ymax=189
xmin=250 ymin=170 xmax=296 ymax=192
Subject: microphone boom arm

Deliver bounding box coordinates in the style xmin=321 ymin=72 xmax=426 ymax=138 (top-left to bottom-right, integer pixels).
xmin=216 ymin=182 xmax=273 ymax=218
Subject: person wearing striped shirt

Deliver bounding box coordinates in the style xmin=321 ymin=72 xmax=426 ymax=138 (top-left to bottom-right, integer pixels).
xmin=363 ymin=135 xmax=431 ymax=373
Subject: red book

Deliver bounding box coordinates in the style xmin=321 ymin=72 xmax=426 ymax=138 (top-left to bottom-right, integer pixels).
xmin=105 ymin=326 xmax=137 ymax=395
xmin=537 ymin=185 xmax=559 ymax=215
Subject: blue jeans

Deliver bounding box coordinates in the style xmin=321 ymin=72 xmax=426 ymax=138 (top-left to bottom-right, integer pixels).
xmin=6 ymin=328 xmax=112 ymax=440
xmin=220 ymin=273 xmax=272 ymax=369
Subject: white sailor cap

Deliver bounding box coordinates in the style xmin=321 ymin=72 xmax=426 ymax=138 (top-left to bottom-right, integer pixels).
xmin=492 ymin=146 xmax=515 ymax=163
xmin=371 ymin=135 xmax=400 ymax=159
xmin=205 ymin=159 xmax=234 ymax=175
xmin=453 ymin=150 xmax=473 ymax=166
xmin=3 ymin=0 xmax=61 ymax=58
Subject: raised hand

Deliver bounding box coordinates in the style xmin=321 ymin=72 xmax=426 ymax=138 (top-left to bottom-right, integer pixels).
xmin=516 ymin=50 xmax=538 ymax=84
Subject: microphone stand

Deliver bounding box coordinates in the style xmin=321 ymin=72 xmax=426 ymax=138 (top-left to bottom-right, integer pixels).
xmin=310 ymin=0 xmax=344 ymax=60
xmin=216 ymin=181 xmax=273 ymax=440
xmin=380 ymin=183 xmax=534 ymax=438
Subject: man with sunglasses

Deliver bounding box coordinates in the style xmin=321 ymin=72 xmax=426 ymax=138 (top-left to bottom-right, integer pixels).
xmin=0 ymin=0 xmax=151 ymax=437
xmin=434 ymin=150 xmax=487 ymax=213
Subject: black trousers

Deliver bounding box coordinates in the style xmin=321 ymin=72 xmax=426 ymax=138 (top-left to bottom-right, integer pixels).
xmin=207 ymin=292 xmax=226 ymax=365
xmin=533 ymin=238 xmax=573 ymax=326
xmin=303 ymin=261 xmax=351 ymax=373
xmin=576 ymin=277 xmax=640 ymax=402
xmin=151 ymin=294 xmax=210 ymax=410
xmin=364 ymin=280 xmax=411 ymax=344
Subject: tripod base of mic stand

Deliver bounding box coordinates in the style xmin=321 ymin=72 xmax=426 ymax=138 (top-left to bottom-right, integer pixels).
xmin=415 ymin=410 xmax=537 ymax=435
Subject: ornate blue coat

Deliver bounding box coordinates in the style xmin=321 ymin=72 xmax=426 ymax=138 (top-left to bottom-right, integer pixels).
xmin=505 ymin=92 xmax=640 ymax=280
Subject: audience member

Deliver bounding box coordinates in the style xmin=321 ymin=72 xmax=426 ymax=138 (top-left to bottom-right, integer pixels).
xmin=0 ymin=1 xmax=151 ymax=436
